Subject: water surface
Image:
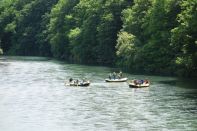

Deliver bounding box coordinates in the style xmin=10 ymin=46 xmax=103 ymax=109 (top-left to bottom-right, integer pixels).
xmin=0 ymin=56 xmax=196 ymax=131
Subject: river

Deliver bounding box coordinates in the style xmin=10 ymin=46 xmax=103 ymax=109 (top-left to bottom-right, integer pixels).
xmin=0 ymin=56 xmax=196 ymax=131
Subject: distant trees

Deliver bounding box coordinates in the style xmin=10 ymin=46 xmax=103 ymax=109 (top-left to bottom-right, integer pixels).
xmin=0 ymin=0 xmax=196 ymax=77
xmin=117 ymin=0 xmax=152 ymax=72
xmin=47 ymin=0 xmax=79 ymax=59
xmin=47 ymin=0 xmax=129 ymax=65
xmin=0 ymin=0 xmax=58 ymax=56
xmin=117 ymin=0 xmax=196 ymax=76
xmin=171 ymin=0 xmax=197 ymax=76
xmin=116 ymin=31 xmax=138 ymax=71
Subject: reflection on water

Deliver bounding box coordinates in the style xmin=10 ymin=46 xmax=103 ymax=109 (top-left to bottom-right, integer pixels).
xmin=0 ymin=56 xmax=197 ymax=131
xmin=158 ymin=78 xmax=197 ymax=89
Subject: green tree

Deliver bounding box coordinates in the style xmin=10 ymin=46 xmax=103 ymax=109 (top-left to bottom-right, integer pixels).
xmin=47 ymin=0 xmax=79 ymax=59
xmin=122 ymin=0 xmax=152 ymax=44
xmin=141 ymin=0 xmax=174 ymax=74
xmin=0 ymin=0 xmax=58 ymax=55
xmin=116 ymin=31 xmax=139 ymax=70
xmin=171 ymin=0 xmax=197 ymax=77
xmin=72 ymin=0 xmax=130 ymax=64
xmin=117 ymin=0 xmax=152 ymax=72
xmin=96 ymin=0 xmax=130 ymax=65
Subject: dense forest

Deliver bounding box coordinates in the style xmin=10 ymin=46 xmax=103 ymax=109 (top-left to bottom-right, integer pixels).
xmin=0 ymin=0 xmax=196 ymax=77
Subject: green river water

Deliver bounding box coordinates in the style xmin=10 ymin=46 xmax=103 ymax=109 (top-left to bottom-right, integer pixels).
xmin=0 ymin=56 xmax=196 ymax=131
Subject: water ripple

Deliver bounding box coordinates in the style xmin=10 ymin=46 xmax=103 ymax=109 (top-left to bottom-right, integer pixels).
xmin=0 ymin=57 xmax=196 ymax=131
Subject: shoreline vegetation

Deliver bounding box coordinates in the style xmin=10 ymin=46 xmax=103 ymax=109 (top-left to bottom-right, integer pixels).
xmin=0 ymin=0 xmax=196 ymax=77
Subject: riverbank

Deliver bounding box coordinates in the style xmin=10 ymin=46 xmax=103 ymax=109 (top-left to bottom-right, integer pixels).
xmin=1 ymin=55 xmax=197 ymax=79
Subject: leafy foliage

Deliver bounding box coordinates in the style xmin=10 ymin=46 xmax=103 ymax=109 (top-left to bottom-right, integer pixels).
xmin=116 ymin=31 xmax=139 ymax=70
xmin=171 ymin=0 xmax=197 ymax=76
xmin=0 ymin=0 xmax=196 ymax=77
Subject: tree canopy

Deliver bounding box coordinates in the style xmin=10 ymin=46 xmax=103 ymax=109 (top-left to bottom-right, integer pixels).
xmin=0 ymin=0 xmax=196 ymax=77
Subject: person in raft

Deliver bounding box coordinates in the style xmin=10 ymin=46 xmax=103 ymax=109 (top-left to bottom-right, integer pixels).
xmin=109 ymin=73 xmax=112 ymax=79
xmin=118 ymin=71 xmax=123 ymax=79
xmin=69 ymin=78 xmax=73 ymax=82
xmin=112 ymin=72 xmax=116 ymax=79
